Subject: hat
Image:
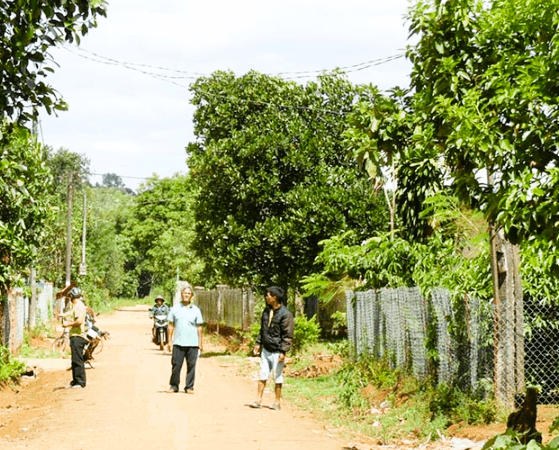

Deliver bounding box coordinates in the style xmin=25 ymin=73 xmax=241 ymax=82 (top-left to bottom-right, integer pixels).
xmin=267 ymin=286 xmax=284 ymax=300
xmin=155 ymin=295 xmax=164 ymax=302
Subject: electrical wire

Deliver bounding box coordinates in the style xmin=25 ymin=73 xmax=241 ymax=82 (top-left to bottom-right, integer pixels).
xmin=64 ymin=44 xmax=405 ymax=83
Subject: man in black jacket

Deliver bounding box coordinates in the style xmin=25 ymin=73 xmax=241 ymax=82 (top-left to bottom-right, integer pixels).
xmin=249 ymin=286 xmax=294 ymax=410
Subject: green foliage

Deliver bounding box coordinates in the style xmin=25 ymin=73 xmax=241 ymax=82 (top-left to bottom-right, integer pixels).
xmin=122 ymin=174 xmax=204 ymax=295
xmin=429 ymin=384 xmax=496 ymax=426
xmin=0 ymin=345 xmax=26 ymax=381
xmin=330 ymin=310 xmax=347 ymax=337
xmin=83 ymin=185 xmax=135 ymax=297
xmin=292 ymin=314 xmax=320 ymax=354
xmin=0 ymin=123 xmax=53 ymax=292
xmin=336 ymin=356 xmax=401 ymax=411
xmin=407 ymin=0 xmax=559 ymax=263
xmin=38 ymin=147 xmax=90 ymax=285
xmin=0 ymin=0 xmax=107 ymax=124
xmin=482 ymin=428 xmax=546 ymax=450
xmin=303 ymin=225 xmax=492 ymax=301
xmin=187 ymin=70 xmax=389 ymax=291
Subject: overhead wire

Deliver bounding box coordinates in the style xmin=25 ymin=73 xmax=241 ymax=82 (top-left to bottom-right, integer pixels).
xmin=64 ymin=44 xmax=405 ymax=84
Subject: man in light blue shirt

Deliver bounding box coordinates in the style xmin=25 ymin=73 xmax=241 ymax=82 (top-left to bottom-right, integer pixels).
xmin=167 ymin=286 xmax=204 ymax=393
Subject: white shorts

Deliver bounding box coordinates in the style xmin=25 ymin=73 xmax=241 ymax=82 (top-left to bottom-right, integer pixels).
xmin=259 ymin=347 xmax=285 ymax=384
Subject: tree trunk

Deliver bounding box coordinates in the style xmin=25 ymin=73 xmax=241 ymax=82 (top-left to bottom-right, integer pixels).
xmin=490 ymin=225 xmax=524 ymax=409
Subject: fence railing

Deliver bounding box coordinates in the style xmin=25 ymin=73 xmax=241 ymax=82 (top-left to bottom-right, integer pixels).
xmin=0 ymin=283 xmax=55 ymax=354
xmin=194 ymin=286 xmax=255 ymax=331
xmin=346 ymin=287 xmax=559 ymax=406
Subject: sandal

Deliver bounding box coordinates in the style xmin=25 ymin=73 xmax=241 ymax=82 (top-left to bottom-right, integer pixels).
xmin=249 ymin=401 xmax=261 ymax=409
xmin=270 ymin=403 xmax=281 ymax=410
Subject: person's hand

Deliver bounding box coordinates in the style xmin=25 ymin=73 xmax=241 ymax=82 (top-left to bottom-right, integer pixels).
xmin=253 ymin=345 xmax=261 ymax=356
xmin=278 ymin=353 xmax=285 ymax=363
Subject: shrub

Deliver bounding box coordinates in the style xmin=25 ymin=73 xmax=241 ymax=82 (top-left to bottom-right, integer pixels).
xmin=292 ymin=314 xmax=320 ymax=354
xmin=0 ymin=346 xmax=26 ymax=382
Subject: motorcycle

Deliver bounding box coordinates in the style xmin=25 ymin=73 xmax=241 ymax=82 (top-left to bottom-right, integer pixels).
xmin=84 ymin=323 xmax=110 ymax=367
xmin=152 ymin=314 xmax=168 ymax=350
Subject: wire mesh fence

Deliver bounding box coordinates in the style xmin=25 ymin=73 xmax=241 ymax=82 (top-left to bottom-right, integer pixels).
xmin=346 ymin=287 xmax=559 ymax=406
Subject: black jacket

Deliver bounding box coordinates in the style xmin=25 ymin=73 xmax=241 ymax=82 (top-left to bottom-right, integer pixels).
xmin=256 ymin=304 xmax=294 ymax=354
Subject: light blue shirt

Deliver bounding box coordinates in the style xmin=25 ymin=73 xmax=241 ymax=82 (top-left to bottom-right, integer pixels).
xmin=167 ymin=303 xmax=203 ymax=347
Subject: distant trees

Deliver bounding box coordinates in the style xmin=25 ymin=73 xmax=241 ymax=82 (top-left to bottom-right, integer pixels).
xmin=122 ymin=174 xmax=203 ymax=296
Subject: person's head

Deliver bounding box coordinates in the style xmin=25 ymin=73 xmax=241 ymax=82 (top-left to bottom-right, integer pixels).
xmin=266 ymin=286 xmax=284 ymax=307
xmin=155 ymin=295 xmax=164 ymax=305
xmin=68 ymin=287 xmax=82 ymax=302
xmin=181 ymin=286 xmax=194 ymax=305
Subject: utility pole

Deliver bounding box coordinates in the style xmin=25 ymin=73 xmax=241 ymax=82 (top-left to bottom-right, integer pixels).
xmin=79 ymin=190 xmax=87 ymax=277
xmin=65 ymin=174 xmax=73 ymax=286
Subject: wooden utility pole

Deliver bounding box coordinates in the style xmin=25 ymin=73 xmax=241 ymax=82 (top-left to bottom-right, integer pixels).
xmin=79 ymin=190 xmax=87 ymax=277
xmin=65 ymin=175 xmax=73 ymax=286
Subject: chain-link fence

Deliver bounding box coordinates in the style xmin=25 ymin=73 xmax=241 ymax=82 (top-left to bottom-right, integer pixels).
xmin=346 ymin=287 xmax=559 ymax=406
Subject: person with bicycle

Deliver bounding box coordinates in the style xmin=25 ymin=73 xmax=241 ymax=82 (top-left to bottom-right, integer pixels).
xmin=62 ymin=287 xmax=88 ymax=388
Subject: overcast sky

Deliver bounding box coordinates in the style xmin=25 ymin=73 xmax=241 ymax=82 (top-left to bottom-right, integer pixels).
xmin=39 ymin=0 xmax=415 ymax=191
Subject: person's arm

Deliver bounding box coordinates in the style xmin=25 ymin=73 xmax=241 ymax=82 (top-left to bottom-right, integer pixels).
xmin=278 ymin=311 xmax=294 ymax=363
xmin=166 ymin=310 xmax=174 ymax=346
xmin=63 ymin=308 xmax=85 ymax=329
xmin=253 ymin=312 xmax=264 ymax=356
xmin=197 ymin=325 xmax=203 ymax=352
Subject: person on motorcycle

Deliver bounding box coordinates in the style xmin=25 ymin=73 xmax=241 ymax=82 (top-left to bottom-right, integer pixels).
xmin=149 ymin=295 xmax=170 ymax=345
xmin=149 ymin=295 xmax=170 ymax=317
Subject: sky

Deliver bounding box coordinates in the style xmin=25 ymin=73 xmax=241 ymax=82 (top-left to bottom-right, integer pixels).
xmin=39 ymin=0 xmax=415 ymax=191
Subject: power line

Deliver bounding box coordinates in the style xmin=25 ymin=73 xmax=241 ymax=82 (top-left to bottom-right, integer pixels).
xmin=64 ymin=44 xmax=405 ymax=84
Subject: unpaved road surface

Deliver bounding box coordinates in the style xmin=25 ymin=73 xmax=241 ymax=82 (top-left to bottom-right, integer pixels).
xmin=0 ymin=306 xmax=356 ymax=450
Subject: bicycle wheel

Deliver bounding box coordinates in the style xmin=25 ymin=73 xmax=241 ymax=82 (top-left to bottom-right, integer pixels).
xmin=52 ymin=337 xmax=68 ymax=353
xmin=93 ymin=337 xmax=103 ymax=355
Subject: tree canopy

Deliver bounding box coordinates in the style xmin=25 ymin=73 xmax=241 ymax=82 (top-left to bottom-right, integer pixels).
xmin=0 ymin=123 xmax=52 ymax=291
xmin=0 ymin=0 xmax=107 ymax=124
xmin=187 ymin=71 xmax=389 ymax=292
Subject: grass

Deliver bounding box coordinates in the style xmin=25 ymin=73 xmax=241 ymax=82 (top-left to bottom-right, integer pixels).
xmin=214 ymin=339 xmax=498 ymax=444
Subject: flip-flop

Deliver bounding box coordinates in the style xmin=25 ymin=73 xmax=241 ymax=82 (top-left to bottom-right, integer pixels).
xmin=249 ymin=401 xmax=261 ymax=409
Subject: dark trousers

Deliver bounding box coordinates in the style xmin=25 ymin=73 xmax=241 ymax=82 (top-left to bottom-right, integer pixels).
xmin=170 ymin=345 xmax=199 ymax=390
xmin=70 ymin=336 xmax=88 ymax=387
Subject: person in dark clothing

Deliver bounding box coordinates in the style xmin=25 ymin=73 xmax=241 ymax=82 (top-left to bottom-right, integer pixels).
xmin=61 ymin=287 xmax=88 ymax=388
xmin=249 ymin=286 xmax=294 ymax=410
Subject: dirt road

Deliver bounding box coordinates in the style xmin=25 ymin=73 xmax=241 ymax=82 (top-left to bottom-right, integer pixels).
xmin=0 ymin=306 xmax=355 ymax=450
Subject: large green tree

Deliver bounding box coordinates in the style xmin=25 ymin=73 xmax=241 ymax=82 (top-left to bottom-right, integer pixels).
xmin=0 ymin=0 xmax=107 ymax=124
xmin=0 ymin=123 xmax=52 ymax=292
xmin=407 ymin=0 xmax=559 ymax=268
xmin=186 ymin=71 xmax=389 ymax=292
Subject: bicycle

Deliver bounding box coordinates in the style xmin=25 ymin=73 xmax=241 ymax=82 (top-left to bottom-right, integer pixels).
xmin=52 ymin=319 xmax=70 ymax=353
xmin=84 ymin=328 xmax=111 ymax=367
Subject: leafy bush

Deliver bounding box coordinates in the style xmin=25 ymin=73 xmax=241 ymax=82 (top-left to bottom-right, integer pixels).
xmin=292 ymin=314 xmax=320 ymax=354
xmin=0 ymin=346 xmax=26 ymax=382
xmin=429 ymin=383 xmax=496 ymax=426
